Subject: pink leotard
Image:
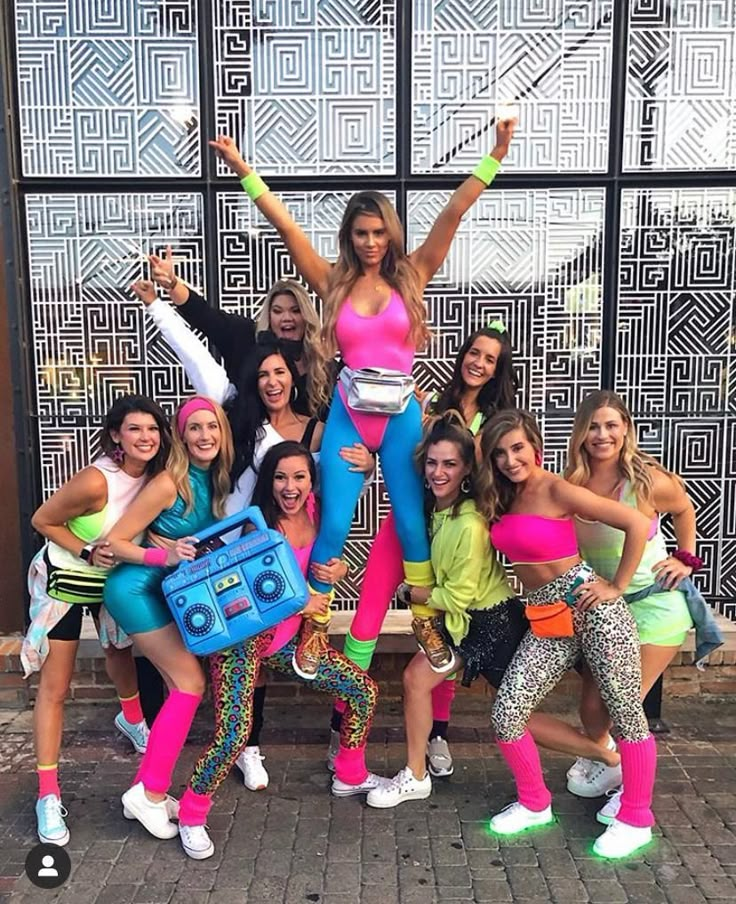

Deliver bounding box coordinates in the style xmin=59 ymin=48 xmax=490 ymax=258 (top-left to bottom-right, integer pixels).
xmin=490 ymin=514 xmax=579 ymax=565
xmin=263 ymin=494 xmax=317 ymax=656
xmin=335 ymin=291 xmax=415 ymax=450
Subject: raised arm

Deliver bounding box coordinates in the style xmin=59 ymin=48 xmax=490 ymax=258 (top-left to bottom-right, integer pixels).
xmin=209 ymin=136 xmax=333 ymax=298
xmin=410 ymin=117 xmax=517 ymax=288
xmin=149 ymin=246 xmax=256 ymax=382
xmin=552 ymin=478 xmax=650 ymax=603
xmin=131 ymin=280 xmax=235 ymax=405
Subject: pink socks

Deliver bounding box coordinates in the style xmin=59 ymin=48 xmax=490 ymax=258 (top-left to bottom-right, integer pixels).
xmin=179 ymin=787 xmax=213 ymax=827
xmin=497 ymin=732 xmax=552 ymax=812
xmin=617 ymin=735 xmax=657 ymax=828
xmin=333 ymin=744 xmax=369 ymax=786
xmin=37 ymin=765 xmax=60 ymax=800
xmin=119 ymin=692 xmax=145 ymax=724
xmin=134 ymin=689 xmax=202 ymax=794
xmin=431 ymin=678 xmax=456 ymax=722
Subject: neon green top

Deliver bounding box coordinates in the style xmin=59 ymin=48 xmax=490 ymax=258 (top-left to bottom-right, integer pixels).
xmin=427 ymin=499 xmax=514 ymax=645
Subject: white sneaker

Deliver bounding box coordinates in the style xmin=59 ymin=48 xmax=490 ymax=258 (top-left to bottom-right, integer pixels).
xmin=593 ymin=818 xmax=652 ymax=858
xmin=596 ymin=788 xmax=623 ymax=825
xmin=179 ymin=823 xmax=215 ymax=860
xmin=326 ymin=729 xmax=340 ymax=774
xmin=121 ymin=782 xmax=179 ymax=839
xmin=566 ymin=736 xmax=616 ymax=783
xmin=235 ymin=746 xmax=269 ymax=791
xmin=366 ymin=767 xmax=432 ymax=809
xmin=427 ymin=736 xmax=454 ymax=777
xmin=114 ymin=713 xmax=150 ymax=754
xmin=567 ymin=759 xmax=623 ymax=798
xmin=489 ymin=801 xmax=554 ymax=835
xmin=566 ymin=756 xmax=594 ymax=783
xmin=332 ymin=772 xmax=390 ymax=798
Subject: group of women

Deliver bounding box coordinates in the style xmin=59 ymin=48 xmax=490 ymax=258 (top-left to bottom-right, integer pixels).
xmin=24 ymin=115 xmax=717 ymax=863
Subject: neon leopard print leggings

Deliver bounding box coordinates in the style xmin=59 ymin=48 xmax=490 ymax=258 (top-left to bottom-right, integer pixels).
xmin=189 ymin=629 xmax=378 ymax=795
xmin=492 ymin=564 xmax=650 ymax=743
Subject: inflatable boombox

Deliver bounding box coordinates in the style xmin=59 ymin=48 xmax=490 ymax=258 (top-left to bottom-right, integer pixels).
xmin=162 ymin=506 xmax=309 ymax=655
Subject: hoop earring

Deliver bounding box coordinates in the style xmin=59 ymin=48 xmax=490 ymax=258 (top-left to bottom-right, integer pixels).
xmin=534 ymin=450 xmax=543 ymax=466
xmin=424 ymin=479 xmax=431 ymax=490
xmin=111 ymin=443 xmax=125 ymax=464
xmin=292 ymin=385 xmax=299 ymax=402
xmin=460 ymin=477 xmax=471 ymax=494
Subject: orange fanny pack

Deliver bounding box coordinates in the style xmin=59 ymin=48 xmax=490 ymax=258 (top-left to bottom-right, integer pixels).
xmin=524 ymin=601 xmax=574 ymax=638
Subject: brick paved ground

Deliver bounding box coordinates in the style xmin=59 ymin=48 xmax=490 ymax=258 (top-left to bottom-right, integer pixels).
xmin=1 ymin=696 xmax=735 ymax=904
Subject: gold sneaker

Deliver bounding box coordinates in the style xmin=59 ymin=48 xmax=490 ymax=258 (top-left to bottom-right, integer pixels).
xmin=412 ymin=616 xmax=457 ymax=674
xmin=292 ymin=619 xmax=330 ymax=680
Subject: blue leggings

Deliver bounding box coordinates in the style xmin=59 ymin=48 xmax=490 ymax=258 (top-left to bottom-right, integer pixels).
xmin=309 ymin=391 xmax=430 ymax=593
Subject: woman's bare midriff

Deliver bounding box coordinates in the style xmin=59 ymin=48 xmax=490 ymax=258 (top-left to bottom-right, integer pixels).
xmin=513 ymin=555 xmax=582 ymax=593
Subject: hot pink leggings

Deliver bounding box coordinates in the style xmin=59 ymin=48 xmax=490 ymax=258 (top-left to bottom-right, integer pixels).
xmin=344 ymin=511 xmax=455 ymax=720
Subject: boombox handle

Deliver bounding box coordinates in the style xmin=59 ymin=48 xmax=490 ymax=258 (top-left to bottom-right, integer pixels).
xmin=193 ymin=506 xmax=268 ymax=547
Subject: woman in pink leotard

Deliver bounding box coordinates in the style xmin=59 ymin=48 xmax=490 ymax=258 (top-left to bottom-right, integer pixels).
xmin=210 ymin=116 xmax=517 ymax=681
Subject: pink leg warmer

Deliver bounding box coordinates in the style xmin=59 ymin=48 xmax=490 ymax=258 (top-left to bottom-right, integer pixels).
xmin=350 ymin=513 xmax=404 ymax=642
xmin=178 ymin=786 xmax=213 ymax=827
xmin=333 ymin=744 xmax=369 ymax=786
xmin=617 ymin=735 xmax=657 ymax=828
xmin=134 ymin=689 xmax=202 ymax=794
xmin=497 ymin=731 xmax=552 ymax=812
xmin=431 ymin=677 xmax=456 ymax=722
xmin=37 ymin=766 xmax=60 ymax=800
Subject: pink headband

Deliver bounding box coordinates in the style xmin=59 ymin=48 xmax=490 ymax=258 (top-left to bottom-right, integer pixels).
xmin=177 ymin=397 xmax=217 ymax=435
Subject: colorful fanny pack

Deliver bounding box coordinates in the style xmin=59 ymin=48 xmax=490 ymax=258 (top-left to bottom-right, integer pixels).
xmin=524 ymin=602 xmax=574 ymax=638
xmin=44 ymin=550 xmax=107 ymax=605
xmin=339 ymin=366 xmax=415 ymax=415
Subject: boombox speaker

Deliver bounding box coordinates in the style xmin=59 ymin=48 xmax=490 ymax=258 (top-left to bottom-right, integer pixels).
xmin=162 ymin=506 xmax=308 ymax=655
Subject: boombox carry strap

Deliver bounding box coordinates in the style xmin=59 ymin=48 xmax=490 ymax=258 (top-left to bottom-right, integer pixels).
xmin=192 ymin=506 xmax=268 ymax=547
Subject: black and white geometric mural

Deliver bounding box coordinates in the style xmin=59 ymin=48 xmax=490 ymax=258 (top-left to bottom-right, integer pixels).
xmin=11 ymin=1 xmax=736 ymax=616
xmin=213 ymin=0 xmax=396 ymax=175
xmin=625 ymin=0 xmax=736 ymax=171
xmin=15 ymin=0 xmax=200 ymax=176
xmin=616 ymin=187 xmax=736 ymax=614
xmin=412 ymin=0 xmax=614 ymax=173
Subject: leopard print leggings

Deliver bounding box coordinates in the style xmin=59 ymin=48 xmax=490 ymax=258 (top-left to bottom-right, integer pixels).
xmin=492 ymin=563 xmax=650 ymax=743
xmin=190 ymin=630 xmax=378 ymax=796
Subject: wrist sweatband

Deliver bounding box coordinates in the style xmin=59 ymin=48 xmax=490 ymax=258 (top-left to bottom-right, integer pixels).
xmin=240 ymin=172 xmax=269 ymax=201
xmin=672 ymin=549 xmax=703 ymax=571
xmin=472 ymin=154 xmax=501 ymax=186
xmin=143 ymin=547 xmax=168 ymax=567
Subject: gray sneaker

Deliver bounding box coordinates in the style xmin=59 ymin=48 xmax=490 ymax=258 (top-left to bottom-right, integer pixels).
xmin=427 ymin=736 xmax=454 ymax=777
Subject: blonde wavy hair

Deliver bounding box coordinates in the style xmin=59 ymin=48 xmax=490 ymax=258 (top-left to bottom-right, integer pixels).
xmin=478 ymin=409 xmax=544 ymax=521
xmin=167 ymin=397 xmax=234 ymax=519
xmin=564 ymin=390 xmax=682 ymax=508
xmin=255 ymin=279 xmax=330 ymax=415
xmin=318 ymin=192 xmax=431 ymax=400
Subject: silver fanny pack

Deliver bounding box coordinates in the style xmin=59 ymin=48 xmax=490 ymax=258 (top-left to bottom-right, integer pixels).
xmin=339 ymin=366 xmax=415 ymax=415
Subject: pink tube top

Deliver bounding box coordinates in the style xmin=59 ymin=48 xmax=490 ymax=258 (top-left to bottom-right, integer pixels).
xmin=490 ymin=513 xmax=579 ymax=565
xmin=335 ymin=290 xmax=415 ymax=373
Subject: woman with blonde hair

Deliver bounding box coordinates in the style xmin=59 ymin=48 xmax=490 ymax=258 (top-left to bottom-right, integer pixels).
xmin=479 ymin=409 xmax=655 ymax=859
xmin=210 ymin=114 xmax=517 ymax=679
xmin=147 ymin=247 xmax=329 ymax=416
xmin=563 ymin=390 xmax=719 ymax=819
xmin=104 ymin=396 xmax=234 ymax=842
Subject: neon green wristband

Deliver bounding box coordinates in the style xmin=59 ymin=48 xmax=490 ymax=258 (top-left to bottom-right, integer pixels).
xmin=472 ymin=155 xmax=501 ymax=186
xmin=240 ymin=172 xmax=269 ymax=201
